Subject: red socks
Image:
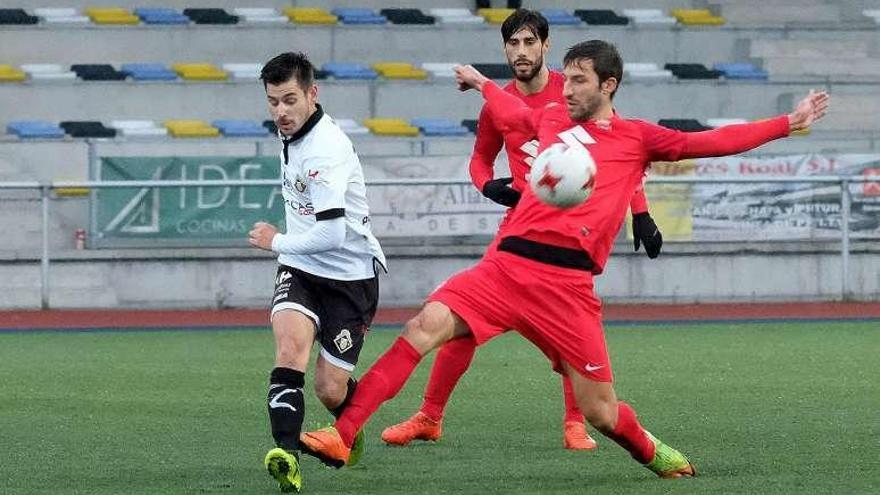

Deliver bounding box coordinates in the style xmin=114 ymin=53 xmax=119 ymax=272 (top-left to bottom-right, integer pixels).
xmin=336 ymin=337 xmax=423 ymax=446
xmin=420 ymin=336 xmax=477 ymax=421
xmin=606 ymin=401 xmax=656 ymax=463
xmin=561 ymin=375 xmax=585 ymax=423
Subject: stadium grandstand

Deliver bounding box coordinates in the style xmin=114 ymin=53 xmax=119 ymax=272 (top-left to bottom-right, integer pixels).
xmin=1 ymin=1 xmax=878 ymax=494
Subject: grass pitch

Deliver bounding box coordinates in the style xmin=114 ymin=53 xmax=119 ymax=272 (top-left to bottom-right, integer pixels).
xmin=1 ymin=321 xmax=878 ymax=494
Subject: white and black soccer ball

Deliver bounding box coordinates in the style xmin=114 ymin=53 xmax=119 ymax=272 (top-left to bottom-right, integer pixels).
xmin=529 ymin=143 xmax=597 ymax=208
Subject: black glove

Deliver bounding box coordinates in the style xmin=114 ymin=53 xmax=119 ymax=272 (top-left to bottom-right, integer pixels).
xmin=481 ymin=177 xmax=521 ymax=208
xmin=632 ymin=212 xmax=663 ymax=259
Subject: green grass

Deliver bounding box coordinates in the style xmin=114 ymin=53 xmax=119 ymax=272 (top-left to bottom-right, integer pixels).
xmin=1 ymin=322 xmax=878 ymax=494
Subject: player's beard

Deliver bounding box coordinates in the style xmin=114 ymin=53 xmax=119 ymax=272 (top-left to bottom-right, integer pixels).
xmin=568 ymin=93 xmax=603 ymax=122
xmin=510 ymin=54 xmax=544 ymax=82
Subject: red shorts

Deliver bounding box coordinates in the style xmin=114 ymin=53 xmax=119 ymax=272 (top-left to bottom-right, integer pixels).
xmin=427 ymin=250 xmax=613 ymax=382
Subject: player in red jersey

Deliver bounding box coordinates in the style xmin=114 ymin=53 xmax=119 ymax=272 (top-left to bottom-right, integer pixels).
xmin=381 ymin=8 xmax=662 ymax=452
xmin=300 ymin=40 xmax=828 ymax=479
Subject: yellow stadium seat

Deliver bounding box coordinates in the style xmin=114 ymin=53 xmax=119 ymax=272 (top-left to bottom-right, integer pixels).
xmin=478 ymin=8 xmax=515 ymax=24
xmin=85 ymin=7 xmax=140 ymax=25
xmin=163 ymin=120 xmax=220 ymax=138
xmin=282 ymin=7 xmax=338 ymax=24
xmin=671 ymin=9 xmax=725 ymax=26
xmin=363 ymin=118 xmax=420 ymax=137
xmin=0 ymin=65 xmax=26 ymax=82
xmin=371 ymin=63 xmax=428 ymax=80
xmin=171 ymin=63 xmax=228 ymax=81
xmin=54 ymin=187 xmax=91 ymax=197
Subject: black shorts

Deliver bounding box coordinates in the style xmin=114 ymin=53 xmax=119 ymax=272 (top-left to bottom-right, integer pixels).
xmin=270 ymin=264 xmax=379 ymax=371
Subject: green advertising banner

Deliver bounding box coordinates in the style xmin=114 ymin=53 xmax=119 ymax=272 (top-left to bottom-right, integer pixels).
xmin=94 ymin=156 xmax=284 ymax=247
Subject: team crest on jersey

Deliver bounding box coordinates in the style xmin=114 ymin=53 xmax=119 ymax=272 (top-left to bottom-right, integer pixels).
xmin=294 ymin=177 xmax=306 ymax=192
xmin=334 ymin=329 xmax=353 ymax=353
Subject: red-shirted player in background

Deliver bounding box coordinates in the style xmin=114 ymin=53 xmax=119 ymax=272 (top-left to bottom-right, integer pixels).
xmin=382 ymin=8 xmax=662 ymax=452
xmin=300 ymin=40 xmax=828 ymax=480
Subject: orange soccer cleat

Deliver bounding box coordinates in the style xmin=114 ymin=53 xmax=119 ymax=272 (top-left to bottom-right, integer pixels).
xmin=563 ymin=420 xmax=599 ymax=451
xmin=381 ymin=411 xmax=443 ymax=446
xmin=299 ymin=426 xmax=350 ymax=469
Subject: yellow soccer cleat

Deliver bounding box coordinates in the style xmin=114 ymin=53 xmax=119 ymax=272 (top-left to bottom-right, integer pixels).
xmin=644 ymin=432 xmax=696 ymax=478
xmin=264 ymin=447 xmax=302 ymax=493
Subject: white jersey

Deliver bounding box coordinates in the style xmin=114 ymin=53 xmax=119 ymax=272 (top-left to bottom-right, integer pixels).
xmin=277 ymin=107 xmax=385 ymax=280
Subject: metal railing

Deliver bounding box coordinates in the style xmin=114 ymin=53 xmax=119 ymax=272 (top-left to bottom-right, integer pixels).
xmin=0 ymin=175 xmax=877 ymax=308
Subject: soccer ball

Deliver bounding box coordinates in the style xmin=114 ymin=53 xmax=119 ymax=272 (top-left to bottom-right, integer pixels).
xmin=529 ymin=143 xmax=597 ymax=208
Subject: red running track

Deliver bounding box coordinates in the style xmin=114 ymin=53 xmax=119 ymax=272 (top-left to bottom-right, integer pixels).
xmin=1 ymin=302 xmax=878 ymax=330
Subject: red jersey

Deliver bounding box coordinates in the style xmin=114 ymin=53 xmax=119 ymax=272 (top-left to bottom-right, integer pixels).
xmin=469 ymin=71 xmax=650 ymax=214
xmin=470 ymin=71 xmax=565 ymax=193
xmin=481 ymin=81 xmax=790 ymax=274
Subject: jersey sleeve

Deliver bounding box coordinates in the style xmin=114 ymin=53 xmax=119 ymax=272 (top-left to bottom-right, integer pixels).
xmin=481 ymin=81 xmax=541 ymax=137
xmin=468 ymin=103 xmax=504 ymax=191
xmin=639 ymin=116 xmax=790 ymax=162
xmin=301 ymin=154 xmax=350 ymax=218
xmin=629 ymin=181 xmax=649 ymax=215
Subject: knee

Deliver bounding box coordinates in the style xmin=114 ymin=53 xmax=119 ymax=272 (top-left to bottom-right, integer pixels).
xmin=402 ymin=312 xmax=446 ymax=353
xmin=313 ymin=375 xmax=347 ymax=409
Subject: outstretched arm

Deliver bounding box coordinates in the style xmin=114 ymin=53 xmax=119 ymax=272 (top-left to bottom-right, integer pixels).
xmin=455 ymin=64 xmax=539 ymax=136
xmin=681 ymin=90 xmax=830 ymax=159
xmin=645 ymin=90 xmax=830 ymax=161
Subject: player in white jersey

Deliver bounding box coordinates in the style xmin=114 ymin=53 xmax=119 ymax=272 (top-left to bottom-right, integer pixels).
xmin=248 ymin=52 xmax=385 ymax=493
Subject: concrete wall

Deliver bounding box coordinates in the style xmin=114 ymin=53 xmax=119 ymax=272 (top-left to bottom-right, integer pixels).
xmin=7 ymin=24 xmax=877 ymax=68
xmin=0 ymin=242 xmax=876 ymax=310
xmin=6 ymin=78 xmax=862 ymax=126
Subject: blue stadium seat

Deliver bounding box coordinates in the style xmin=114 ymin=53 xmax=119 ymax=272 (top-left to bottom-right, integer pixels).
xmin=331 ymin=8 xmax=387 ymax=24
xmin=714 ymin=62 xmax=769 ymax=81
xmin=322 ymin=62 xmax=378 ymax=80
xmin=540 ymin=9 xmax=582 ymax=26
xmin=410 ymin=118 xmax=471 ymax=136
xmin=134 ymin=8 xmax=190 ymax=25
xmin=7 ymin=121 xmax=65 ymax=139
xmin=120 ymin=63 xmax=177 ymax=81
xmin=212 ymin=120 xmax=270 ymax=137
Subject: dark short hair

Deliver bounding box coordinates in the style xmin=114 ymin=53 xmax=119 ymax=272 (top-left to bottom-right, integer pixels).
xmin=260 ymin=52 xmax=315 ymax=90
xmin=501 ymin=9 xmax=549 ymax=43
xmin=563 ymin=40 xmax=623 ymax=98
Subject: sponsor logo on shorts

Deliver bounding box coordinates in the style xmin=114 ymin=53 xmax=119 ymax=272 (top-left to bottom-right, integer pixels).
xmin=584 ymin=363 xmax=604 ymax=372
xmin=334 ymin=329 xmax=354 ymax=354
